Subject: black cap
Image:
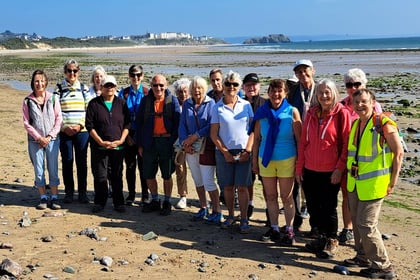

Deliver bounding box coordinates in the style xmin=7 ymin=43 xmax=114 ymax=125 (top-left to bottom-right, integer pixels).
xmin=243 ymin=73 xmax=259 ymax=84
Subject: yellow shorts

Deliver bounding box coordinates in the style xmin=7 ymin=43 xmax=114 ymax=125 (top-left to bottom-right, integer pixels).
xmin=258 ymin=156 xmax=296 ymax=178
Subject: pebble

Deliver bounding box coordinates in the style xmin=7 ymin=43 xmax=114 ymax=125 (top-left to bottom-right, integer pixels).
xmin=142 ymin=231 xmax=158 ymax=241
xmin=118 ymin=259 xmax=129 ymax=265
xmin=149 ymin=253 xmax=159 ymax=261
xmin=79 ymin=227 xmax=99 ymax=240
xmin=42 ymin=211 xmax=65 ymax=217
xmin=382 ymin=233 xmax=391 ymax=240
xmin=144 ymin=258 xmax=154 ymax=266
xmin=198 ymin=267 xmax=206 ymax=273
xmin=248 ymin=274 xmax=259 ymax=280
xmin=0 ymin=258 xmax=23 ymax=277
xmin=43 ymin=273 xmax=58 ymax=279
xmin=41 ymin=235 xmax=53 ymax=242
xmin=333 ymin=265 xmax=350 ymax=275
xmin=14 ymin=178 xmax=23 ymax=183
xmin=18 ymin=212 xmax=31 ymax=227
xmin=100 ymin=256 xmax=113 ymax=267
xmin=258 ymin=263 xmax=266 ymax=269
xmin=0 ymin=242 xmax=13 ymax=249
xmin=62 ymin=266 xmax=76 ymax=274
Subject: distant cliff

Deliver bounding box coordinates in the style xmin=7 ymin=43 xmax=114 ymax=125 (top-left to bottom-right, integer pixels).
xmin=243 ymin=34 xmax=291 ymax=44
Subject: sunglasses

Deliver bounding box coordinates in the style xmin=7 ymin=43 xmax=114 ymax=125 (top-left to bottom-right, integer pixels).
xmin=103 ymin=83 xmax=116 ymax=89
xmin=152 ymin=84 xmax=165 ymax=88
xmin=129 ymin=73 xmax=142 ymax=78
xmin=345 ymin=82 xmax=362 ymax=89
xmin=66 ymin=69 xmax=79 ymax=74
xmin=224 ymin=81 xmax=240 ymax=87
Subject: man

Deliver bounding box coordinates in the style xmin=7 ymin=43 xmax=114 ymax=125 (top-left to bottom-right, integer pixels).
xmin=286 ymin=59 xmax=317 ymax=234
xmin=207 ymin=68 xmax=224 ymax=103
xmin=136 ymin=74 xmax=181 ymax=216
xmin=85 ymin=75 xmax=130 ymax=213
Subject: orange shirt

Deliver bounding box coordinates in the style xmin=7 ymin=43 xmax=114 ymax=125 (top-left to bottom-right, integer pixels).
xmin=153 ymin=99 xmax=167 ymax=134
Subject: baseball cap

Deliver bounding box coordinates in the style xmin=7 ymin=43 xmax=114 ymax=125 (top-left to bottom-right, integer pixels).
xmin=243 ymin=73 xmax=260 ymax=84
xmin=101 ymin=75 xmax=117 ymax=86
xmin=293 ymin=59 xmax=313 ymax=71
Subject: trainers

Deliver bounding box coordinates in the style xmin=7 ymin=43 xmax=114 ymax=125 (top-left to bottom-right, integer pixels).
xmin=317 ymin=238 xmax=338 ymax=259
xmin=305 ymin=236 xmax=327 ymax=253
xmin=344 ymin=256 xmax=371 ymax=268
xmin=125 ymin=194 xmax=135 ymax=206
xmin=338 ymin=228 xmax=354 ymax=245
xmin=261 ymin=228 xmax=280 ymax=242
xmin=63 ymin=193 xmax=73 ymax=203
xmin=36 ymin=198 xmax=48 ymax=210
xmin=360 ymin=266 xmax=396 ymax=279
xmin=114 ymin=204 xmax=126 ymax=213
xmin=49 ymin=198 xmax=61 ymax=210
xmin=175 ymin=196 xmax=187 ymax=209
xmin=192 ymin=208 xmax=207 ymax=221
xmin=142 ymin=199 xmax=161 ymax=213
xmin=300 ymin=205 xmax=309 ymax=219
xmin=247 ymin=205 xmax=254 ymax=219
xmin=206 ymin=212 xmax=223 ymax=225
xmin=280 ymin=229 xmax=296 ymax=246
xmin=78 ymin=192 xmax=90 ymax=203
xmin=160 ymin=200 xmax=172 ymax=216
xmin=239 ymin=219 xmax=250 ymax=234
xmin=92 ymin=204 xmax=104 ymax=213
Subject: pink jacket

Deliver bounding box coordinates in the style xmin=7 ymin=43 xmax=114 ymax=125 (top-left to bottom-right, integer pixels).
xmin=295 ymin=102 xmax=351 ymax=175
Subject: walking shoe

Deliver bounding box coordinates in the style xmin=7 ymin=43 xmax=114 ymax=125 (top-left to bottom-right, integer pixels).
xmin=279 ymin=229 xmax=296 ymax=246
xmin=192 ymin=208 xmax=207 ymax=221
xmin=92 ymin=204 xmax=104 ymax=213
xmin=261 ymin=228 xmax=280 ymax=242
xmin=360 ymin=266 xmax=396 ymax=279
xmin=221 ymin=216 xmax=236 ymax=229
xmin=114 ymin=204 xmax=126 ymax=213
xmin=317 ymin=238 xmax=338 ymax=259
xmin=206 ymin=212 xmax=223 ymax=225
xmin=338 ymin=228 xmax=354 ymax=245
xmin=63 ymin=193 xmax=73 ymax=203
xmin=36 ymin=198 xmax=48 ymax=210
xmin=175 ymin=196 xmax=187 ymax=209
xmin=305 ymin=236 xmax=327 ymax=253
xmin=49 ymin=198 xmax=61 ymax=210
xmin=239 ymin=219 xmax=250 ymax=234
xmin=344 ymin=256 xmax=371 ymax=268
xmin=247 ymin=205 xmax=254 ymax=219
xmin=300 ymin=205 xmax=309 ymax=219
xmin=78 ymin=192 xmax=90 ymax=204
xmin=142 ymin=199 xmax=161 ymax=213
xmin=125 ymin=194 xmax=135 ymax=206
xmin=160 ymin=200 xmax=172 ymax=216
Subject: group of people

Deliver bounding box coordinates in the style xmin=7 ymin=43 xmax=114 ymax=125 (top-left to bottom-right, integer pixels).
xmin=22 ymin=58 xmax=403 ymax=279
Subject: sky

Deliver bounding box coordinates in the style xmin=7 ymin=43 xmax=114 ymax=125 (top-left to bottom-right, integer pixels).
xmin=2 ymin=0 xmax=420 ymax=41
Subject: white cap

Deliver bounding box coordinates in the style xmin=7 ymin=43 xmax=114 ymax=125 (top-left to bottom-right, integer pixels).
xmin=101 ymin=75 xmax=117 ymax=86
xmin=293 ymin=59 xmax=313 ymax=71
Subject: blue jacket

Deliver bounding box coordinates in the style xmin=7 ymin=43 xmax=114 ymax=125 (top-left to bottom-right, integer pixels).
xmin=136 ymin=89 xmax=180 ymax=149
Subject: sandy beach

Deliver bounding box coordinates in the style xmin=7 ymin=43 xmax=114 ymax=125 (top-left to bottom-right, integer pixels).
xmin=0 ymin=46 xmax=419 ymax=279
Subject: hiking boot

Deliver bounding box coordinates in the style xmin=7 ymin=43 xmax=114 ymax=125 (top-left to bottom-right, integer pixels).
xmin=63 ymin=193 xmax=73 ymax=203
xmin=142 ymin=199 xmax=161 ymax=213
xmin=261 ymin=228 xmax=280 ymax=242
xmin=344 ymin=256 xmax=371 ymax=268
xmin=338 ymin=228 xmax=354 ymax=245
xmin=305 ymin=236 xmax=327 ymax=253
xmin=247 ymin=205 xmax=254 ymax=219
xmin=160 ymin=200 xmax=172 ymax=216
xmin=36 ymin=198 xmax=48 ymax=210
xmin=114 ymin=204 xmax=126 ymax=213
xmin=125 ymin=194 xmax=135 ymax=206
xmin=206 ymin=212 xmax=223 ymax=225
xmin=192 ymin=208 xmax=207 ymax=221
xmin=175 ymin=196 xmax=187 ymax=209
xmin=317 ymin=238 xmax=339 ymax=259
xmin=280 ymin=229 xmax=296 ymax=246
xmin=360 ymin=266 xmax=396 ymax=279
xmin=78 ymin=192 xmax=90 ymax=204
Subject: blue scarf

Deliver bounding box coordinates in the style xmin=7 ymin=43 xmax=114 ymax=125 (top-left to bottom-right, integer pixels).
xmin=251 ymin=99 xmax=289 ymax=167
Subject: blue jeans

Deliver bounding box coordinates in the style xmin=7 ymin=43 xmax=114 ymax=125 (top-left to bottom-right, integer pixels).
xmin=59 ymin=131 xmax=89 ymax=195
xmin=28 ymin=138 xmax=60 ymax=187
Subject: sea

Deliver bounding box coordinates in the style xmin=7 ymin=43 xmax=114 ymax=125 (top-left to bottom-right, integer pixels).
xmin=217 ymin=36 xmax=420 ymax=52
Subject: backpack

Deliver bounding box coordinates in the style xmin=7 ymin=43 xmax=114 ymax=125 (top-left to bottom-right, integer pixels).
xmin=373 ymin=112 xmax=408 ymax=151
xmin=56 ymin=83 xmax=86 ymax=99
xmin=122 ymin=86 xmax=148 ymax=100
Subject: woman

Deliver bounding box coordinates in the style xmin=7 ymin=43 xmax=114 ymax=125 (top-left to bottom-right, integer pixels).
xmin=179 ymin=76 xmax=221 ymax=223
xmin=296 ymin=79 xmax=351 ymax=258
xmin=86 ymin=75 xmax=130 ymax=213
xmin=252 ymin=79 xmax=301 ymax=245
xmin=173 ymin=78 xmax=191 ymax=209
xmin=343 ymin=89 xmax=403 ymax=279
xmin=338 ymin=68 xmax=383 ymax=245
xmin=56 ymin=59 xmax=92 ymax=204
xmin=210 ymin=70 xmax=254 ymax=233
xmin=118 ymin=65 xmax=149 ymax=205
xmin=23 ymin=70 xmax=62 ymax=210
xmin=89 ymin=65 xmax=107 ymax=97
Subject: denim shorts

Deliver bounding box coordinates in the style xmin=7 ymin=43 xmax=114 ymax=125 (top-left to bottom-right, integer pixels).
xmin=215 ymin=149 xmax=252 ymax=188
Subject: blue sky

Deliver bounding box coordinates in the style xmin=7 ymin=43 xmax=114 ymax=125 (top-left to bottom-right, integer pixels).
xmin=2 ymin=0 xmax=420 ymax=41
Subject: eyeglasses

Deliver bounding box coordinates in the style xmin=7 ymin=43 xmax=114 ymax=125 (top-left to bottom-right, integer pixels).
xmin=103 ymin=83 xmax=116 ymax=89
xmin=152 ymin=84 xmax=165 ymax=88
xmin=66 ymin=69 xmax=79 ymax=74
xmin=224 ymin=81 xmax=240 ymax=87
xmin=345 ymin=82 xmax=362 ymax=89
xmin=129 ymin=73 xmax=142 ymax=78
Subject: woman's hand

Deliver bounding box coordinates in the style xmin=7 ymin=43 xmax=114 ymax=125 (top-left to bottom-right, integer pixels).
xmin=331 ymin=169 xmax=342 ymax=185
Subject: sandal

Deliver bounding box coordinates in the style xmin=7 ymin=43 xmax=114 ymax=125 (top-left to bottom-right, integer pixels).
xmin=239 ymin=219 xmax=250 ymax=234
xmin=221 ymin=215 xmax=236 ymax=229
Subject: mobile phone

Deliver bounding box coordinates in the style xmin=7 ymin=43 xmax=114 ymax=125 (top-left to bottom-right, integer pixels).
xmin=350 ymin=163 xmax=358 ymax=178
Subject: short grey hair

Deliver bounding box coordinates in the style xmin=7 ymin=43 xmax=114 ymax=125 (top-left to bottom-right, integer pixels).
xmin=313 ymin=78 xmax=340 ymax=108
xmin=64 ymin=59 xmax=79 ymax=72
xmin=344 ymin=68 xmax=368 ymax=85
xmin=173 ymin=78 xmax=191 ymax=93
xmin=223 ymin=70 xmax=242 ymax=87
xmin=190 ymin=76 xmax=208 ymax=94
xmin=90 ymin=65 xmax=106 ymax=84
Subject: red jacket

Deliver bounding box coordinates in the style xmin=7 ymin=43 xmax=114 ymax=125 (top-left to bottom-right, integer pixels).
xmin=295 ymin=102 xmax=351 ymax=175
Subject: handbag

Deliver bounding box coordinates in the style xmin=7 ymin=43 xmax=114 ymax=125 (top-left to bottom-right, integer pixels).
xmin=199 ymin=137 xmax=216 ymax=166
